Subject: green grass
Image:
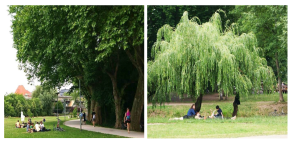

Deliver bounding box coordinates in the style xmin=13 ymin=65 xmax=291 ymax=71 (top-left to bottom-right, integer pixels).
xmin=148 ymin=116 xmax=287 ymax=138
xmin=5 ymin=116 xmax=123 ymax=138
xmin=148 ymin=93 xmax=288 ymax=138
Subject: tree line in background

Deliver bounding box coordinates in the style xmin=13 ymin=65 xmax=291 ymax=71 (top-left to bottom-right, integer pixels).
xmin=4 ymin=87 xmax=56 ymax=117
xmin=147 ymin=5 xmax=287 ymax=107
xmin=9 ymin=5 xmax=144 ymax=131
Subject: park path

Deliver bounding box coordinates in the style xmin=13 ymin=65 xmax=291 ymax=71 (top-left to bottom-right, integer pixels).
xmin=64 ymin=119 xmax=144 ymax=138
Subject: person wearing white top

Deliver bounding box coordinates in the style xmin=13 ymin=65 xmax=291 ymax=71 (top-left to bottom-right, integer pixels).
xmin=40 ymin=122 xmax=44 ymax=131
xmin=35 ymin=122 xmax=40 ymax=132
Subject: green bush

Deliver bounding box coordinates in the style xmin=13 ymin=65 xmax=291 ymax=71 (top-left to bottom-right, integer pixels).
xmin=73 ymin=107 xmax=77 ymax=118
xmin=27 ymin=109 xmax=33 ymax=118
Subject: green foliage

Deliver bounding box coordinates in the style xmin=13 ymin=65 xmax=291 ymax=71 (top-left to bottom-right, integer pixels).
xmin=4 ymin=101 xmax=15 ymax=117
xmin=73 ymin=107 xmax=78 ymax=118
xmin=54 ymin=101 xmax=64 ymax=113
xmin=230 ymin=6 xmax=287 ymax=82
xmin=147 ymin=6 xmax=235 ymax=60
xmin=32 ymin=85 xmax=42 ymax=98
xmin=148 ymin=11 xmax=276 ymax=105
xmin=27 ymin=109 xmax=33 ymax=118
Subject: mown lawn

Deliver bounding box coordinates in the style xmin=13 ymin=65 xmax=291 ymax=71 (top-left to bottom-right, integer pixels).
xmin=4 ymin=116 xmax=123 ymax=138
xmin=147 ymin=93 xmax=288 ymax=138
xmin=148 ymin=116 xmax=287 ymax=138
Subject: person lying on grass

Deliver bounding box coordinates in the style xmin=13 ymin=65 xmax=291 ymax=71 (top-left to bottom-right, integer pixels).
xmin=15 ymin=120 xmax=20 ymax=128
xmin=208 ymin=105 xmax=223 ymax=119
xmin=169 ymin=104 xmax=205 ymax=120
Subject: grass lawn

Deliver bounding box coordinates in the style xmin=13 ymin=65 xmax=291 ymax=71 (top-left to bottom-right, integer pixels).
xmin=4 ymin=116 xmax=123 ymax=138
xmin=148 ymin=93 xmax=288 ymax=138
xmin=148 ymin=116 xmax=287 ymax=138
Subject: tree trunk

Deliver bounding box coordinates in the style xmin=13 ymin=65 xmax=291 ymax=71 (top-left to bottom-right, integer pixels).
xmin=90 ymin=99 xmax=96 ymax=121
xmin=94 ymin=101 xmax=102 ymax=125
xmin=232 ymin=93 xmax=240 ymax=117
xmin=109 ymin=74 xmax=122 ymax=128
xmin=130 ymin=73 xmax=144 ymax=131
xmin=232 ymin=103 xmax=238 ymax=117
xmin=225 ymin=93 xmax=228 ymax=100
xmin=275 ymin=52 xmax=284 ymax=102
xmin=125 ymin=46 xmax=144 ymax=131
xmin=195 ymin=94 xmax=204 ymax=112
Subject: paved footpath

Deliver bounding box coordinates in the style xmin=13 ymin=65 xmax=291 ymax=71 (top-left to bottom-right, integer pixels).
xmin=64 ymin=119 xmax=144 ymax=138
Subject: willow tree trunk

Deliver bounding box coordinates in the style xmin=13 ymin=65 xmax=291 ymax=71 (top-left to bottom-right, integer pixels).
xmin=232 ymin=103 xmax=238 ymax=117
xmin=232 ymin=93 xmax=240 ymax=117
xmin=195 ymin=94 xmax=204 ymax=113
xmin=276 ymin=52 xmax=284 ymax=102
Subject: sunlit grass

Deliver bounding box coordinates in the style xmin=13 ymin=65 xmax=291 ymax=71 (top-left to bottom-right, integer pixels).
xmin=4 ymin=116 xmax=123 ymax=138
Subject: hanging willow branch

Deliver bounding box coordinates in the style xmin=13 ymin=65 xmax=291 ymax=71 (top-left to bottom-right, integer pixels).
xmin=148 ymin=11 xmax=276 ymax=104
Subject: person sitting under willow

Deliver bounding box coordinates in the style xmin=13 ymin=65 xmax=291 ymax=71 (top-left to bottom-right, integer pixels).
xmin=208 ymin=105 xmax=223 ymax=119
xmin=169 ymin=104 xmax=204 ymax=120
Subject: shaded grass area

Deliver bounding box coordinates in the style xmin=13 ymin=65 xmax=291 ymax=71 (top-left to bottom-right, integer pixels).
xmin=148 ymin=116 xmax=287 ymax=138
xmin=5 ymin=116 xmax=123 ymax=138
xmin=147 ymin=93 xmax=288 ymax=138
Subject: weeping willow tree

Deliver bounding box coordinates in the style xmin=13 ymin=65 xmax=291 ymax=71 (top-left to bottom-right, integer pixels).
xmin=148 ymin=11 xmax=276 ymax=117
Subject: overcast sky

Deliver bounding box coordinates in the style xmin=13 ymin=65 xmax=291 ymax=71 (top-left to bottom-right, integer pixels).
xmin=0 ymin=6 xmax=70 ymax=95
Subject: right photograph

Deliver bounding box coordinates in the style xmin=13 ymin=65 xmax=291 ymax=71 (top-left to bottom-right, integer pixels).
xmin=147 ymin=5 xmax=287 ymax=138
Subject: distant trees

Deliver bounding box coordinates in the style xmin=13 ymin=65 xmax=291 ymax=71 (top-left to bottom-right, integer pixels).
xmin=230 ymin=5 xmax=287 ymax=102
xmin=4 ymin=85 xmax=57 ymax=117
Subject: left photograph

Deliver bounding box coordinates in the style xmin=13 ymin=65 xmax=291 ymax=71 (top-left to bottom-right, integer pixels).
xmin=4 ymin=5 xmax=144 ymax=138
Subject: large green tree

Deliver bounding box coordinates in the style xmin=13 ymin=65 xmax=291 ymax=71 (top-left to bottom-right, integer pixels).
xmin=230 ymin=5 xmax=287 ymax=102
xmin=9 ymin=5 xmax=143 ymax=130
xmin=148 ymin=11 xmax=275 ymax=117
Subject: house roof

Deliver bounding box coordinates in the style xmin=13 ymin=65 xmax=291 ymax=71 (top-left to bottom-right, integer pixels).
xmin=15 ymin=85 xmax=31 ymax=97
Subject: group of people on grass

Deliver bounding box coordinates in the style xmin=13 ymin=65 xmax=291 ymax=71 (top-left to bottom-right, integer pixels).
xmin=15 ymin=118 xmax=48 ymax=133
xmin=170 ymin=104 xmax=224 ymax=120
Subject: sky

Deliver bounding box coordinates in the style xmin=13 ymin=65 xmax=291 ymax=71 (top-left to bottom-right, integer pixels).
xmin=0 ymin=5 xmax=70 ymax=95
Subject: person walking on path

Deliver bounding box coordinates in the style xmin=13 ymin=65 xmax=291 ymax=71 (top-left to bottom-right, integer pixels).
xmin=124 ymin=108 xmax=131 ymax=134
xmin=92 ymin=110 xmax=96 ymax=127
xmin=83 ymin=112 xmax=86 ymax=125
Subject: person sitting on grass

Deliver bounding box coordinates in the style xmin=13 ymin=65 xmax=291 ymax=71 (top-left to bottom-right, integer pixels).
xmin=208 ymin=105 xmax=223 ymax=119
xmin=29 ymin=123 xmax=35 ymax=133
xmin=40 ymin=121 xmax=44 ymax=131
xmin=26 ymin=121 xmax=30 ymax=132
xmin=34 ymin=122 xmax=40 ymax=132
xmin=15 ymin=120 xmax=20 ymax=128
xmin=169 ymin=104 xmax=204 ymax=120
xmin=43 ymin=117 xmax=46 ymax=122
